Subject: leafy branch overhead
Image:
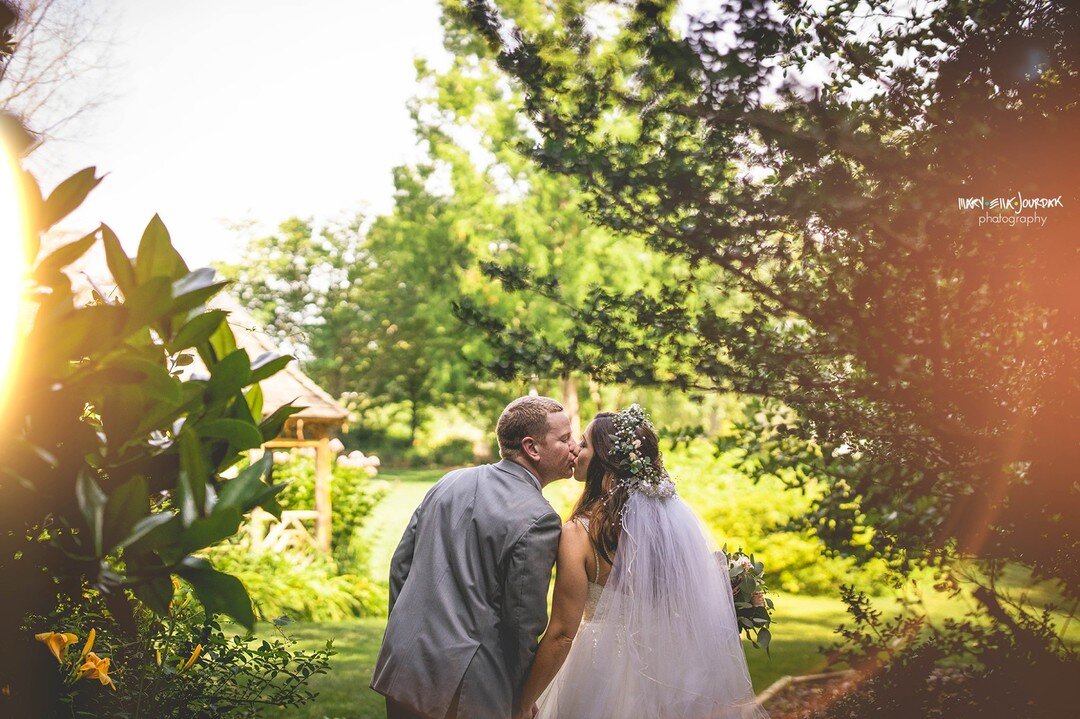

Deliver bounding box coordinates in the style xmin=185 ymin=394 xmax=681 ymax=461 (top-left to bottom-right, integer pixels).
xmin=459 ymin=0 xmax=1079 ymax=587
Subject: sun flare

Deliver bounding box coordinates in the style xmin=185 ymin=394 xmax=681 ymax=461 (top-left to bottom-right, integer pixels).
xmin=0 ymin=136 xmax=28 ymax=407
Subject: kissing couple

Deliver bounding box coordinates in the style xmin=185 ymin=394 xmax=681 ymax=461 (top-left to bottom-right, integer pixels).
xmin=371 ymin=396 xmax=767 ymax=719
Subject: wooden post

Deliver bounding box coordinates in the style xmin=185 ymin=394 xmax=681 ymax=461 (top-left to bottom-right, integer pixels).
xmin=314 ymin=437 xmax=332 ymax=553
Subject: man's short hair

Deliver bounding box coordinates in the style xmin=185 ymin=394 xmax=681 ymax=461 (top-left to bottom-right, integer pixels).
xmin=496 ymin=396 xmax=564 ymax=459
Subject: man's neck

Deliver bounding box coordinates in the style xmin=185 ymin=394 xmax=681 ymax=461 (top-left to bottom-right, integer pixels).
xmin=508 ymin=458 xmax=549 ymax=488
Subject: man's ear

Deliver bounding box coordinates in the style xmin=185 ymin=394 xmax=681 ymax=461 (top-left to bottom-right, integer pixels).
xmin=520 ymin=436 xmax=542 ymax=461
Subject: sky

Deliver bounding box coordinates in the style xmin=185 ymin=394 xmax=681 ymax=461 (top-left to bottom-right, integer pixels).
xmin=31 ymin=0 xmax=447 ymax=267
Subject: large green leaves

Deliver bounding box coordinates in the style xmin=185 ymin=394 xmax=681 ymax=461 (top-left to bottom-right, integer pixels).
xmin=177 ymin=557 xmax=256 ymax=630
xmin=135 ymin=214 xmax=188 ymax=283
xmin=9 ymin=168 xmax=299 ymax=635
xmin=215 ymin=454 xmax=283 ymax=517
xmin=38 ymin=166 xmax=102 ymax=231
xmin=102 ymin=476 xmax=150 ymax=555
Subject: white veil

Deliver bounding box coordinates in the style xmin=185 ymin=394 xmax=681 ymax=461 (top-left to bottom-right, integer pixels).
xmin=537 ymin=491 xmax=769 ymax=719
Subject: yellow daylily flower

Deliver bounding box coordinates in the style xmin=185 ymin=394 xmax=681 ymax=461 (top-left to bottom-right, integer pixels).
xmin=178 ymin=643 xmax=202 ymax=673
xmin=80 ymin=628 xmax=96 ymax=659
xmin=34 ymin=632 xmax=79 ymax=664
xmin=78 ymin=652 xmax=115 ymax=690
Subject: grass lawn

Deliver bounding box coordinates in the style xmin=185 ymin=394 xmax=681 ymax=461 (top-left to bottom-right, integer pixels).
xmin=271 ymin=469 xmax=849 ymax=718
xmin=272 ymin=593 xmax=848 ymax=719
xmin=366 ymin=467 xmax=447 ymax=580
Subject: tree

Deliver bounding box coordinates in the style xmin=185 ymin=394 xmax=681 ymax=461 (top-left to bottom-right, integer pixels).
xmin=460 ymin=0 xmax=1079 ymax=594
xmin=405 ymin=13 xmax=685 ymax=433
xmin=0 ymin=0 xmax=114 ymax=150
xmin=224 ymin=216 xmax=368 ymax=399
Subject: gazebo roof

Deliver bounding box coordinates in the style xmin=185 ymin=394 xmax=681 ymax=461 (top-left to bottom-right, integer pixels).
xmin=209 ymin=294 xmax=349 ymax=425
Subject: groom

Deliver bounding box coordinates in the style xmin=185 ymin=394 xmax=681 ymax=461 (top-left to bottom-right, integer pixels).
xmin=371 ymin=396 xmax=578 ymax=719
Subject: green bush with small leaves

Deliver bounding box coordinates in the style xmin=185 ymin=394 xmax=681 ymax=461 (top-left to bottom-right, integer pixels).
xmin=666 ymin=441 xmax=897 ymax=597
xmin=271 ymin=454 xmax=388 ymax=575
xmin=26 ymin=588 xmax=333 ymax=719
xmin=206 ymin=544 xmax=386 ymax=621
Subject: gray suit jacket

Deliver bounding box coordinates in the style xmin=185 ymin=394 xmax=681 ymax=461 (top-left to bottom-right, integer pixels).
xmin=370 ymin=460 xmax=562 ymax=719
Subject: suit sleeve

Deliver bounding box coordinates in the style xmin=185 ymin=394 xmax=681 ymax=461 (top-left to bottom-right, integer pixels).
xmin=502 ymin=510 xmax=562 ymax=692
xmin=388 ymin=505 xmax=421 ymax=614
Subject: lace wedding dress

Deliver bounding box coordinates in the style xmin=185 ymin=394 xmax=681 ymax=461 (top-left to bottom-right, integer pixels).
xmin=535 ymin=494 xmax=768 ymax=719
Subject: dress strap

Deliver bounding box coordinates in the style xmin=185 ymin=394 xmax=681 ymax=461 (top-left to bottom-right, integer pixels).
xmin=574 ymin=516 xmax=601 ymax=584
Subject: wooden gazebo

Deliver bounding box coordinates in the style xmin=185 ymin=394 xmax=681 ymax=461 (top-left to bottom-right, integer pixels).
xmin=210 ymin=295 xmax=349 ymax=553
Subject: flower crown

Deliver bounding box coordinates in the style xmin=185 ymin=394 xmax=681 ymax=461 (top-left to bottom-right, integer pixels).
xmin=610 ymin=404 xmax=676 ymax=499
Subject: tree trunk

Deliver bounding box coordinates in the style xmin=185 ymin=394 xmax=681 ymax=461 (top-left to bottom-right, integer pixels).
xmin=408 ymin=399 xmax=420 ymax=445
xmin=588 ymin=376 xmax=603 ymax=410
xmin=562 ymin=373 xmax=581 ymax=437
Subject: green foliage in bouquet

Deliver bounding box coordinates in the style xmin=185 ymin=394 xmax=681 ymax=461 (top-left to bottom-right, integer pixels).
xmin=724 ymin=547 xmax=774 ymax=654
xmin=0 ymin=160 xmax=299 ymax=713
xmin=26 ymin=587 xmax=333 ymax=719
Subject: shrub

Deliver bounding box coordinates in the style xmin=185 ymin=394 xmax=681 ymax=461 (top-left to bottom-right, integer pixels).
xmin=270 ymin=454 xmax=388 ymax=575
xmin=1 ymin=161 xmax=298 ymax=715
xmin=799 ymin=576 xmax=1080 ymax=719
xmin=25 ymin=588 xmax=333 ymax=719
xmin=665 ymin=441 xmax=895 ymax=596
xmin=206 ymin=544 xmax=386 ymax=621
xmin=430 ymin=437 xmax=476 ymax=466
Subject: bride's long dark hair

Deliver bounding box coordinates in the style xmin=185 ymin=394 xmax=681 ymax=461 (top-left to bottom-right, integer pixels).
xmin=570 ymin=411 xmax=664 ymax=565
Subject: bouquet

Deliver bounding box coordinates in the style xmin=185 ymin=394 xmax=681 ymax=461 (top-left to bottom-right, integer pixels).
xmin=718 ymin=546 xmax=774 ymax=654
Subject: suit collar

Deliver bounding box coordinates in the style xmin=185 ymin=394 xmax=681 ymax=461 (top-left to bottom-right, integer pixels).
xmin=494 ymin=459 xmax=542 ymax=491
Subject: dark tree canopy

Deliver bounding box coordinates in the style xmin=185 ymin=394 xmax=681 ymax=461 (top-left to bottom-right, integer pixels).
xmin=459 ymin=0 xmax=1079 ymax=588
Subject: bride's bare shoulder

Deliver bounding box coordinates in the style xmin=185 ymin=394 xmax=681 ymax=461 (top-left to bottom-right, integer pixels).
xmin=559 ymin=517 xmax=590 ymax=551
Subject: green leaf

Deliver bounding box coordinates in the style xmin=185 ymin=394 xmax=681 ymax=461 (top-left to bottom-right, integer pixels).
xmin=757 ymin=627 xmax=772 ymax=654
xmin=32 ymin=305 xmax=128 ymax=370
xmin=216 ymin=454 xmax=283 ymax=516
xmin=40 ymin=167 xmax=102 ymax=230
xmin=135 ymin=214 xmax=188 ymax=283
xmin=171 ymin=269 xmax=228 ymax=315
xmin=132 ymin=574 xmax=175 ymax=616
xmin=244 ymin=384 xmax=264 ymax=421
xmin=120 ymin=513 xmax=179 ymax=555
xmin=102 ymin=476 xmax=150 ymax=554
xmin=198 ymin=418 xmax=264 ymax=452
xmin=249 ymin=352 xmax=293 ymax=384
xmin=101 ymin=223 xmax=137 ymax=297
xmin=176 ymin=429 xmax=208 ymax=526
xmin=123 ymin=276 xmax=173 ymax=332
xmin=102 ymin=356 xmax=182 ymax=403
xmin=206 ymin=349 xmax=252 ymax=403
xmin=200 ymin=315 xmax=238 ymax=365
xmin=100 ymin=385 xmax=146 ymax=452
xmin=177 ymin=557 xmax=255 ymax=630
xmin=179 ymin=506 xmax=242 ymax=554
xmin=169 ymin=309 xmax=227 ymax=352
xmin=258 ymin=402 xmax=303 ymax=442
xmin=76 ymin=470 xmax=108 ymax=556
xmin=33 ymin=231 xmax=98 ymax=280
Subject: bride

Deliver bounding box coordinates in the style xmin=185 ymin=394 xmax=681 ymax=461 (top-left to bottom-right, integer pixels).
xmin=514 ymin=405 xmax=768 ymax=719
